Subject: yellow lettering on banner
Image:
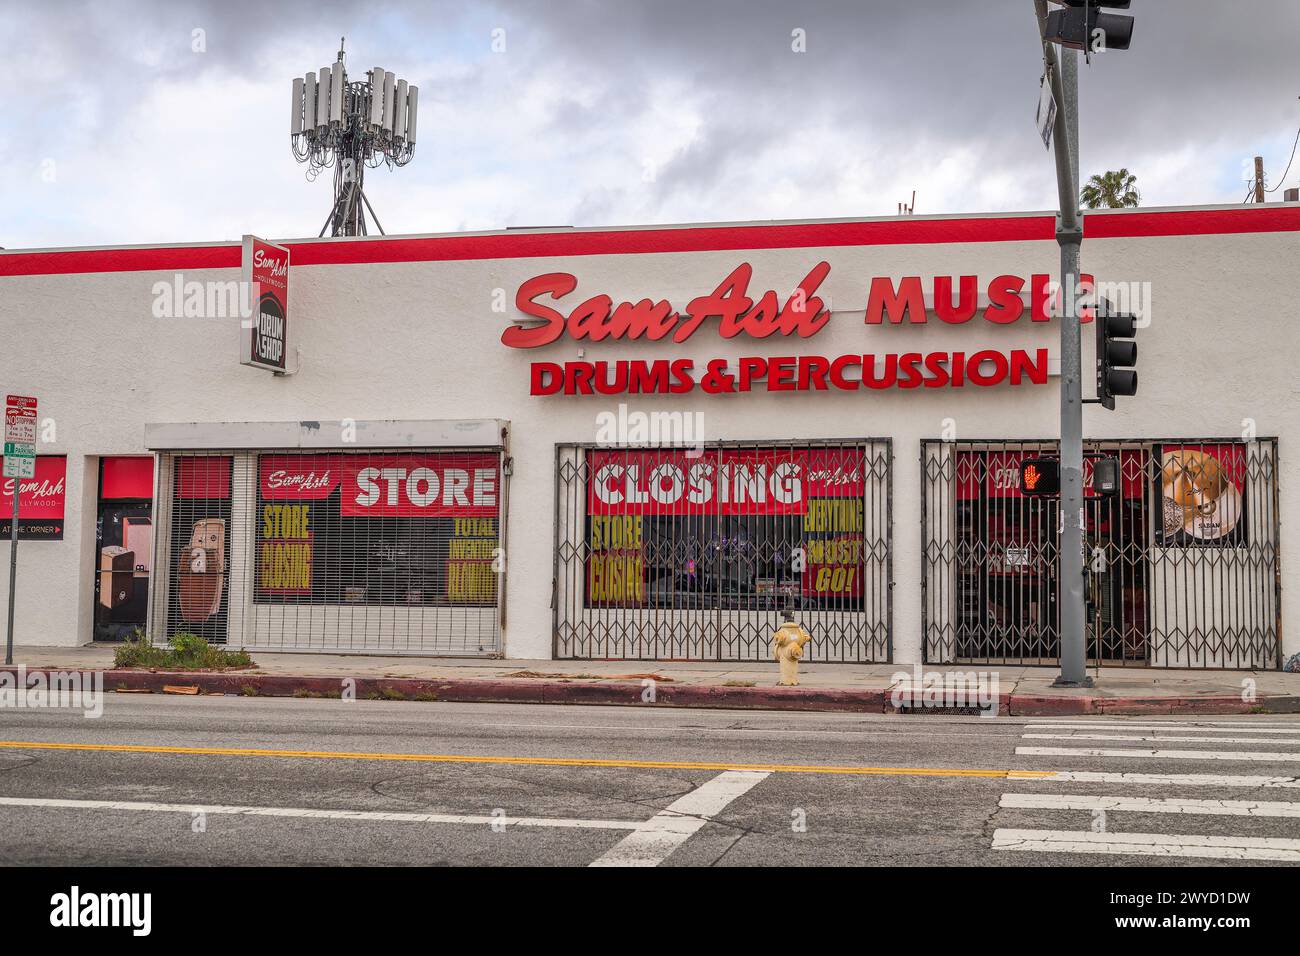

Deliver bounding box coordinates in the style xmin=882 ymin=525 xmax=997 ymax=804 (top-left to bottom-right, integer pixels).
xmin=259 ymin=541 xmax=313 ymax=591
xmin=447 ymin=562 xmax=496 ymax=602
xmin=587 ymin=554 xmax=645 ymax=603
xmin=263 ymin=503 xmax=311 ymax=539
xmin=449 ymin=539 xmax=495 ymax=560
xmin=453 ymin=518 xmax=496 ymax=537
xmin=802 ymin=500 xmax=863 ymax=532
xmin=802 ymin=499 xmax=864 ymax=596
xmin=813 ymin=566 xmax=857 ymax=594
xmin=588 ymin=515 xmax=643 ymax=550
xmin=447 ymin=517 xmax=498 ymax=603
xmin=260 ymin=504 xmax=313 ymax=592
xmin=587 ymin=515 xmax=645 ymax=604
xmin=806 ymin=538 xmax=863 ymax=564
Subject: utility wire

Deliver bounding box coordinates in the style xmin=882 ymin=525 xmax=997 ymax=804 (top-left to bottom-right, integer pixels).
xmin=1265 ymin=125 xmax=1300 ymax=192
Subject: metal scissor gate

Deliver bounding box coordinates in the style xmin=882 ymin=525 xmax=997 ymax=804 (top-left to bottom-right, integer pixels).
xmin=921 ymin=439 xmax=1280 ymax=669
xmin=554 ymin=439 xmax=892 ymax=662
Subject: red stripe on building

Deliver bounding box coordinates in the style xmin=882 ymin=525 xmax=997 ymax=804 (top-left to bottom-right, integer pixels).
xmin=1 ymin=206 xmax=1296 ymax=277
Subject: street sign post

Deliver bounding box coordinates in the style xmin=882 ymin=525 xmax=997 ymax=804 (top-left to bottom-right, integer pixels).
xmin=4 ymin=394 xmax=37 ymax=664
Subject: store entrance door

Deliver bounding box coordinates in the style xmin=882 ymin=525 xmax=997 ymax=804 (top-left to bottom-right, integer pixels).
xmin=923 ymin=441 xmax=1150 ymax=666
xmin=92 ymin=456 xmax=155 ymax=641
xmin=924 ymin=438 xmax=1281 ymax=669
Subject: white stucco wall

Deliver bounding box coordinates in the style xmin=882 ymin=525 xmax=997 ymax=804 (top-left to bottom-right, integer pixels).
xmin=0 ymin=203 xmax=1295 ymax=665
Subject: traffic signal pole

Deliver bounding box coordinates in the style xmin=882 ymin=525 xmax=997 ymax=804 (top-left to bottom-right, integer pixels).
xmin=1036 ymin=1 xmax=1092 ymax=686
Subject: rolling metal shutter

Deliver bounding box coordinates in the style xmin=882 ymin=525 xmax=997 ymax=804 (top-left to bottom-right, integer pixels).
xmin=149 ymin=447 xmax=504 ymax=655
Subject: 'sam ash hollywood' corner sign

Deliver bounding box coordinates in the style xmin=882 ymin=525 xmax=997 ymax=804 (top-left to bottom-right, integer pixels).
xmin=500 ymin=263 xmax=1090 ymax=396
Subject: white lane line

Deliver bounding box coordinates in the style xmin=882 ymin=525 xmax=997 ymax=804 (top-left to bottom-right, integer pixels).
xmin=1185 ymin=721 xmax=1300 ymax=728
xmin=1042 ymin=770 xmax=1300 ymax=788
xmin=991 ymin=828 xmax=1300 ymax=862
xmin=1000 ymin=792 xmax=1300 ymax=817
xmin=589 ymin=770 xmax=770 ymax=867
xmin=1024 ymin=732 xmax=1300 ymax=746
xmin=1024 ymin=723 xmax=1300 ymax=734
xmin=0 ymin=796 xmax=641 ymax=830
xmin=1017 ymin=746 xmax=1300 ymax=762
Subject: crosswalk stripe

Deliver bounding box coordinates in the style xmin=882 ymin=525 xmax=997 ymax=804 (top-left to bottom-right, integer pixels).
xmin=589 ymin=770 xmax=770 ymax=867
xmin=1017 ymin=746 xmax=1300 ymax=762
xmin=991 ymin=828 xmax=1300 ymax=862
xmin=999 ymin=792 xmax=1300 ymax=817
xmin=1184 ymin=721 xmax=1300 ymax=728
xmin=1023 ymin=723 xmax=1300 ymax=734
xmin=1023 ymin=732 xmax=1300 ymax=746
xmin=1041 ymin=770 xmax=1300 ymax=788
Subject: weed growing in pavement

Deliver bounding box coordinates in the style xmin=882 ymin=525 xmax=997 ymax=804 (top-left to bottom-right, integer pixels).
xmin=113 ymin=630 xmax=253 ymax=671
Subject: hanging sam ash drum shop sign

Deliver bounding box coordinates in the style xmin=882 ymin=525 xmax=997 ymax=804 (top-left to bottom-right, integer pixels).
xmin=240 ymin=235 xmax=290 ymax=372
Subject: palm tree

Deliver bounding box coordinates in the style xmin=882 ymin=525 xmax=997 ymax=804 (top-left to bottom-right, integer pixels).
xmin=1080 ymin=169 xmax=1140 ymax=209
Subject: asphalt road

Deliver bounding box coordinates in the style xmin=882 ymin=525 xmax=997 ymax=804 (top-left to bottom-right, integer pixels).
xmin=0 ymin=696 xmax=1298 ymax=866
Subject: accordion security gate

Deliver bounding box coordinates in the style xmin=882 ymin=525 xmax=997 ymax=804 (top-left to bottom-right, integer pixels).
xmin=554 ymin=440 xmax=892 ymax=662
xmin=921 ymin=439 xmax=1281 ymax=669
xmin=149 ymin=448 xmax=504 ymax=655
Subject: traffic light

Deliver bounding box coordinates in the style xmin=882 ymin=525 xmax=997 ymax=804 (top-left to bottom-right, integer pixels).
xmin=1096 ymin=296 xmax=1138 ymax=409
xmin=1044 ymin=1 xmax=1134 ymax=53
xmin=1019 ymin=457 xmax=1061 ymax=496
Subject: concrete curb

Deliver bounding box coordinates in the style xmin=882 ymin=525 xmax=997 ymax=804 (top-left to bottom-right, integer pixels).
xmin=1005 ymin=693 xmax=1300 ymax=717
xmin=3 ymin=667 xmax=1298 ymax=716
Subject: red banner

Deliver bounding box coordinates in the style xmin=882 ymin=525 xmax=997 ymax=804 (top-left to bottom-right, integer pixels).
xmin=587 ymin=448 xmax=866 ymax=516
xmin=256 ymin=453 xmax=499 ymax=517
xmin=259 ymin=455 xmax=340 ymax=500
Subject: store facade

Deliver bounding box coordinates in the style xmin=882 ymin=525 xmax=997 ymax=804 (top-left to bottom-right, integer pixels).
xmin=0 ymin=202 xmax=1294 ymax=668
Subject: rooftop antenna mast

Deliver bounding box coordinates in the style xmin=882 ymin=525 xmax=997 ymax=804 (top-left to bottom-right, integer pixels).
xmin=289 ymin=38 xmax=419 ymax=237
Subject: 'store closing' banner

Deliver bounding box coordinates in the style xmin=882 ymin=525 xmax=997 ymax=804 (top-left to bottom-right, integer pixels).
xmin=584 ymin=447 xmax=869 ymax=606
xmin=258 ymin=453 xmax=500 ymax=517
xmin=587 ymin=448 xmax=865 ymax=515
xmin=254 ymin=452 xmax=501 ymax=607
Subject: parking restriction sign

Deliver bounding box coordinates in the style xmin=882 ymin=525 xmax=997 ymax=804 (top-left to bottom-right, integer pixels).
xmin=5 ymin=393 xmax=38 ymax=663
xmin=4 ymin=396 xmax=37 ymax=479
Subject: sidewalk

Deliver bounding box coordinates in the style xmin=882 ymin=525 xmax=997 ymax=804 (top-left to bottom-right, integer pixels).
xmin=6 ymin=644 xmax=1300 ymax=716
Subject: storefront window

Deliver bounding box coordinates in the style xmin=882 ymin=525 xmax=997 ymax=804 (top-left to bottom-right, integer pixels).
xmin=584 ymin=446 xmax=868 ymax=611
xmin=254 ymin=452 xmax=499 ymax=607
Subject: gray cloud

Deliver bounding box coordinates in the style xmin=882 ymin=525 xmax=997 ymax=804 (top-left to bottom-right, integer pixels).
xmin=2 ymin=0 xmax=1298 ymax=247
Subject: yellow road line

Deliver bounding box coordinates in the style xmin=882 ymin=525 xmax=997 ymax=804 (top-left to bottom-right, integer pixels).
xmin=0 ymin=740 xmax=1054 ymax=779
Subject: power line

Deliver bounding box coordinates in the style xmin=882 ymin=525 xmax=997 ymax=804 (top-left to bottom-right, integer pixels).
xmin=1264 ymin=125 xmax=1300 ymax=192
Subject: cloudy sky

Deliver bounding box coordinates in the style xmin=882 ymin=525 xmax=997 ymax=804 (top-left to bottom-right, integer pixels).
xmin=2 ymin=0 xmax=1298 ymax=249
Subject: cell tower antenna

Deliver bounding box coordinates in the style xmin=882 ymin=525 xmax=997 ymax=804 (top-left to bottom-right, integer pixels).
xmin=289 ymin=39 xmax=419 ymax=236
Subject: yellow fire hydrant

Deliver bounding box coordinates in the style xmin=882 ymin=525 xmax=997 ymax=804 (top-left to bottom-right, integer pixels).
xmin=772 ymin=610 xmax=812 ymax=686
